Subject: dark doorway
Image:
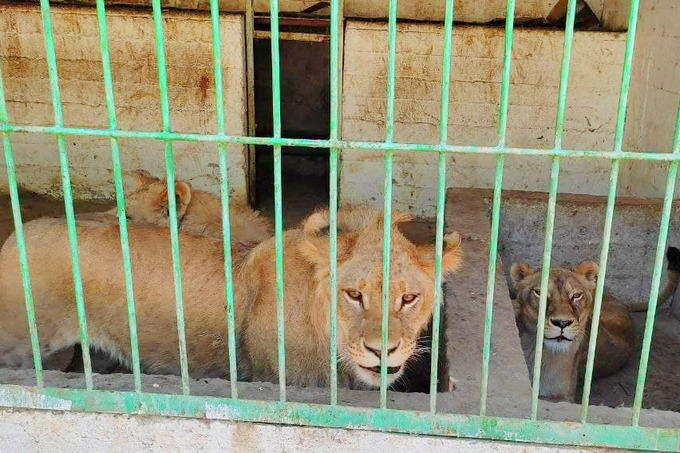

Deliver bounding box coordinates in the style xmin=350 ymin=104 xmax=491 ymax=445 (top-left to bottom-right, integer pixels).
xmin=254 ymin=37 xmax=330 ymax=227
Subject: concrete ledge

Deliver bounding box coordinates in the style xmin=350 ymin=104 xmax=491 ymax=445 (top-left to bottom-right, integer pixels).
xmin=0 ymin=408 xmax=627 ymax=453
xmin=444 ymin=188 xmax=533 ymax=417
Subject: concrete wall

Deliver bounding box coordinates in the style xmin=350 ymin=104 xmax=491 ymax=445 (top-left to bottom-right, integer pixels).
xmin=0 ymin=4 xmax=247 ymax=200
xmin=40 ymin=0 xmax=559 ymax=24
xmin=496 ymin=191 xmax=680 ymax=308
xmin=341 ymin=21 xmax=627 ymax=216
xmin=41 ymin=0 xmax=630 ymax=27
xmin=620 ymin=0 xmax=680 ymax=199
xmin=0 ymin=408 xmax=628 ymax=453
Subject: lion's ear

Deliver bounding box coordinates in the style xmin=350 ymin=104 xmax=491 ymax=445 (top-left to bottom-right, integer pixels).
xmin=159 ymin=180 xmax=193 ymax=219
xmin=510 ymin=262 xmax=535 ymax=286
xmin=416 ymin=231 xmax=463 ymax=276
xmin=132 ymin=169 xmax=159 ymax=189
xmin=301 ymin=210 xmax=355 ymax=268
xmin=575 ymin=260 xmax=599 ymax=284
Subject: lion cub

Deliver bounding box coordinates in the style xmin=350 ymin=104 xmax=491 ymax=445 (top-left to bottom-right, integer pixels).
xmin=511 ymin=261 xmax=635 ymax=402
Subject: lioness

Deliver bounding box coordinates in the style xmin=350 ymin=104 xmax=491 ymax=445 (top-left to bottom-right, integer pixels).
xmin=242 ymin=206 xmax=463 ymax=387
xmin=0 ymin=206 xmax=462 ymax=389
xmin=119 ymin=170 xmax=273 ymax=247
xmin=511 ymin=260 xmax=635 ymax=402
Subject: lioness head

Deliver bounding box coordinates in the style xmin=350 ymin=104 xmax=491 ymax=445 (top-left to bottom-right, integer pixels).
xmin=301 ymin=206 xmax=463 ymax=387
xmin=114 ymin=170 xmax=192 ymax=226
xmin=510 ymin=260 xmax=598 ymax=353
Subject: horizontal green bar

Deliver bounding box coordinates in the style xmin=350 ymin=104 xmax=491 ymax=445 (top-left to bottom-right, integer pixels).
xmin=0 ymin=385 xmax=677 ymax=452
xmin=1 ymin=124 xmax=677 ymax=161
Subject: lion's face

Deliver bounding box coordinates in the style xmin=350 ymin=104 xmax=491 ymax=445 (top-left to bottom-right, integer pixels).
xmin=110 ymin=170 xmax=192 ymax=227
xmin=511 ymin=261 xmax=598 ymax=353
xmin=301 ymin=207 xmax=463 ymax=387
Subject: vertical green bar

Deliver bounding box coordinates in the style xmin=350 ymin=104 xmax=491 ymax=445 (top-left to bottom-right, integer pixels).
xmin=530 ymin=157 xmax=560 ymax=420
xmin=245 ymin=0 xmax=257 ymax=204
xmin=580 ymin=0 xmax=639 ymax=423
xmin=0 ymin=60 xmax=44 ymax=387
xmin=380 ymin=0 xmax=398 ymax=409
xmin=553 ymin=0 xmax=577 ymax=149
xmin=209 ymin=0 xmax=239 ymax=398
xmin=530 ymin=0 xmax=576 ymax=415
xmin=479 ymin=0 xmax=515 ymax=416
xmin=39 ymin=0 xmax=93 ymax=390
xmin=328 ymin=0 xmax=342 ymax=406
xmin=579 ymin=160 xmax=619 ymax=421
xmin=151 ymin=0 xmax=191 ymax=395
xmin=631 ymin=95 xmax=680 ymax=426
xmin=496 ymin=0 xmax=516 ymax=149
xmin=269 ymin=0 xmax=286 ymax=402
xmin=95 ymin=0 xmax=142 ymax=393
xmin=429 ymin=0 xmax=454 ymax=413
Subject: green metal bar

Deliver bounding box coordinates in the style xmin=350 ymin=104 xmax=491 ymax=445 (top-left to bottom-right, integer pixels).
xmin=1 ymin=385 xmax=679 ymax=452
xmin=614 ymin=0 xmax=640 ymax=153
xmin=480 ymin=155 xmax=504 ymax=416
xmin=4 ymin=124 xmax=680 ymax=161
xmin=269 ymin=0 xmax=286 ymax=402
xmin=480 ymin=0 xmax=515 ymax=416
xmin=38 ymin=0 xmax=93 ymax=390
xmin=530 ymin=156 xmax=560 ymax=420
xmin=631 ymin=94 xmax=680 ymax=426
xmin=95 ymin=0 xmax=142 ymax=393
xmin=631 ymin=162 xmax=678 ymax=426
xmin=380 ymin=150 xmax=393 ymax=409
xmin=151 ymin=0 xmax=190 ymax=395
xmin=429 ymin=0 xmax=455 ymax=413
xmin=579 ymin=160 xmax=620 ymax=422
xmin=496 ymin=0 xmax=516 ymax=148
xmin=379 ymin=0 xmax=399 ymax=409
xmin=208 ymin=0 xmax=239 ymax=398
xmin=328 ymin=0 xmax=342 ymax=406
xmin=244 ymin=0 xmax=257 ymax=205
xmin=553 ymin=0 xmax=577 ymax=149
xmin=429 ymin=151 xmax=446 ymax=411
xmin=580 ymin=0 xmax=639 ymax=422
xmin=0 ymin=60 xmax=44 ymax=387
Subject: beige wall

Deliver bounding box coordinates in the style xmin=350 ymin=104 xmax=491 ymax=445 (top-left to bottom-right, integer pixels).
xmin=0 ymin=5 xmax=247 ymax=200
xmin=45 ymin=0 xmax=560 ymax=24
xmin=341 ymin=21 xmax=627 ymax=216
xmin=620 ymin=0 xmax=680 ymax=199
xmin=43 ymin=0 xmax=629 ymax=28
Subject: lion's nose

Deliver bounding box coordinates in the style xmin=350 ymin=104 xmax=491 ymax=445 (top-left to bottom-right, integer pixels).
xmin=363 ymin=340 xmax=400 ymax=358
xmin=550 ymin=318 xmax=573 ymax=329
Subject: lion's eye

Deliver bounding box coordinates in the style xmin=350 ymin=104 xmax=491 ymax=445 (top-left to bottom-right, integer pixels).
xmin=532 ymin=288 xmax=541 ymax=298
xmin=401 ymin=293 xmax=419 ymax=307
xmin=344 ymin=289 xmax=363 ymax=307
xmin=571 ymin=292 xmax=583 ymax=301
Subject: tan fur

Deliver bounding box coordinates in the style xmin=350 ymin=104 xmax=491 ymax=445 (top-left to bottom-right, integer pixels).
xmin=48 ymin=171 xmax=272 ymax=371
xmin=511 ymin=261 xmax=634 ymax=402
xmin=242 ymin=205 xmax=463 ymax=387
xmin=118 ymin=170 xmax=273 ymax=248
xmin=0 ymin=218 xmax=251 ymax=377
xmin=0 ymin=206 xmax=462 ymax=388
